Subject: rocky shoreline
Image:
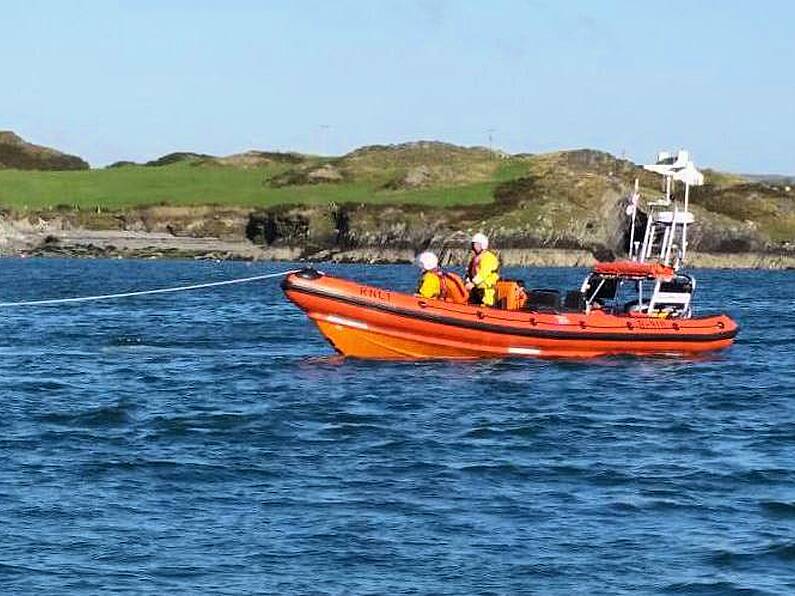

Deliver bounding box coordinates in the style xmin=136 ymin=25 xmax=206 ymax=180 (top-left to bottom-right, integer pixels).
xmin=1 ymin=203 xmax=793 ymax=269
xmin=9 ymin=229 xmax=795 ymax=269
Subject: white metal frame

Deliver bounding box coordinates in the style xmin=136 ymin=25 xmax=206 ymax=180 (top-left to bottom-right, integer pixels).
xmin=630 ymin=150 xmax=703 ymax=267
xmin=647 ymin=275 xmax=696 ymax=318
xmin=614 ymin=150 xmax=704 ymax=318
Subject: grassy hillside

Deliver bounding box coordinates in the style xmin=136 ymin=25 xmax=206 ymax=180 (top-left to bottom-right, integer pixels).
xmin=0 ymin=131 xmax=88 ymax=171
xmin=0 ymin=143 xmax=530 ymax=209
xmin=0 ymin=163 xmax=511 ymax=209
xmin=0 ymin=138 xmax=792 ymax=253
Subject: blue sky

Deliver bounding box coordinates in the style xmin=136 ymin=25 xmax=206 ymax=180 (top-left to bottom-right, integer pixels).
xmin=2 ymin=0 xmax=793 ymax=172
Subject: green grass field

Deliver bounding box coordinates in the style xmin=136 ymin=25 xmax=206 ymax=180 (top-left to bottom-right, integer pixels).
xmin=0 ymin=159 xmax=530 ymax=210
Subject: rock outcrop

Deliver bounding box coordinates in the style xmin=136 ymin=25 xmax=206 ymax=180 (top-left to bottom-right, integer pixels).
xmin=214 ymin=150 xmax=305 ymax=168
xmin=144 ymin=152 xmax=214 ymax=167
xmin=383 ymin=165 xmax=434 ymax=189
xmin=268 ymin=163 xmax=346 ymax=187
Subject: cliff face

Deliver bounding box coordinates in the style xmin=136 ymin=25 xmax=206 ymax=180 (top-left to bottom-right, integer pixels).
xmin=688 ymin=183 xmax=794 ymax=251
xmin=0 ymin=131 xmax=89 ymax=170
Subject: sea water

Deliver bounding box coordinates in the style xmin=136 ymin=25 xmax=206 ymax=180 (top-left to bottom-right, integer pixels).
xmin=1 ymin=259 xmax=793 ymax=594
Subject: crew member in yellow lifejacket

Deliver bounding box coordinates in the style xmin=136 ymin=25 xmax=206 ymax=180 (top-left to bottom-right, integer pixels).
xmin=416 ymin=251 xmax=444 ymax=299
xmin=416 ymin=251 xmax=471 ymax=304
xmin=465 ymin=232 xmax=500 ymax=306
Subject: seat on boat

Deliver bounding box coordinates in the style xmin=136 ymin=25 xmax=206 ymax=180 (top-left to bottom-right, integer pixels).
xmin=525 ymin=289 xmax=561 ymax=312
xmin=648 ymin=275 xmax=695 ymax=317
xmin=563 ymin=290 xmax=586 ymax=312
xmin=495 ymin=280 xmax=527 ymax=310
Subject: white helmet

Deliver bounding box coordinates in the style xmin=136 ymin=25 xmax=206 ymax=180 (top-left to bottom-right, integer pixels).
xmin=471 ymin=232 xmax=489 ymax=250
xmin=417 ymin=251 xmax=439 ymax=271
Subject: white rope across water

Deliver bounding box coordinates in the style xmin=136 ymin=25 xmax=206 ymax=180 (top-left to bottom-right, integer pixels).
xmin=0 ymin=269 xmax=299 ymax=308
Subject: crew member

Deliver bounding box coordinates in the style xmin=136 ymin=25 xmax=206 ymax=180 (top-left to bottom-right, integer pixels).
xmin=465 ymin=232 xmax=500 ymax=306
xmin=416 ymin=251 xmax=444 ymax=299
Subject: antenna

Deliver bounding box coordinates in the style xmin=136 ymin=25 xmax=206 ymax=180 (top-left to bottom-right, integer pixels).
xmin=628 ymin=178 xmax=640 ymax=260
xmin=486 ymin=128 xmax=496 ymax=155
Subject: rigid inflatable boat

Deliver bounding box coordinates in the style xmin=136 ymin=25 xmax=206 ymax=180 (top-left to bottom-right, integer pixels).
xmin=282 ymin=266 xmax=736 ymax=359
xmin=283 ymin=150 xmax=739 ymax=359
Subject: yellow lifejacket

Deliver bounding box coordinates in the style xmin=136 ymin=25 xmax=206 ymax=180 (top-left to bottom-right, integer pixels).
xmin=466 ymin=249 xmax=500 ymax=306
xmin=417 ymin=270 xmax=470 ymax=303
xmin=417 ymin=270 xmax=443 ymax=299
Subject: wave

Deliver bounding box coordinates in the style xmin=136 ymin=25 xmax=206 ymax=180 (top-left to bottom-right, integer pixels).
xmin=662 ymin=580 xmax=767 ymax=594
xmin=36 ymin=402 xmax=135 ymax=427
xmin=708 ymin=541 xmax=795 ymax=567
xmin=760 ymin=500 xmax=795 ymax=518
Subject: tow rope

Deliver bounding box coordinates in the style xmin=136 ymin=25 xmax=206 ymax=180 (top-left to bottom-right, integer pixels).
xmin=0 ymin=269 xmax=298 ymax=308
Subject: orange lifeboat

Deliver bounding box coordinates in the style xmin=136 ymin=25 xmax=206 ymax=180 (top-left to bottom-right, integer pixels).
xmin=282 ymin=268 xmax=738 ymax=360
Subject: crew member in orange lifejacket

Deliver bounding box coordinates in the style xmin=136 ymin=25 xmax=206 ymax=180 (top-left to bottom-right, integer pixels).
xmin=415 ymin=251 xmax=469 ymax=304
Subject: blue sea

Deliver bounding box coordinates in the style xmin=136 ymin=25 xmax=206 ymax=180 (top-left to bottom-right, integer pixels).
xmin=1 ymin=258 xmax=793 ymax=595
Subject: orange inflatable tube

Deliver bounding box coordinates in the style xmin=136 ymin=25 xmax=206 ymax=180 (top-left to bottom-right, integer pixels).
xmin=282 ymin=269 xmax=738 ymax=360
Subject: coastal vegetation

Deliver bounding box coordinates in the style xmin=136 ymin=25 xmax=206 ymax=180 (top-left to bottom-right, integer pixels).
xmin=0 ymin=141 xmax=528 ymax=209
xmin=0 ymin=132 xmax=793 ymax=264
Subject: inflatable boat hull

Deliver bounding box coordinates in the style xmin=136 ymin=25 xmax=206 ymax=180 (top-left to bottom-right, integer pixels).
xmin=283 ymin=272 xmax=738 ymax=360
